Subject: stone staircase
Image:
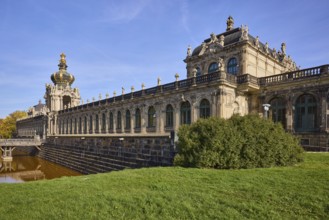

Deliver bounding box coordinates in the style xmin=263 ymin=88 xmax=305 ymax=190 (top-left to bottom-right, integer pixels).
xmin=38 ymin=144 xmax=160 ymax=174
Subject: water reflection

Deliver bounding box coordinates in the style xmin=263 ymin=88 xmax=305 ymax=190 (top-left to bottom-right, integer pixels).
xmin=0 ymin=155 xmax=81 ymax=183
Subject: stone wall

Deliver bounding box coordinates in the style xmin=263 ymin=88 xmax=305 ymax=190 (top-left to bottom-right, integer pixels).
xmin=38 ymin=135 xmax=175 ymax=174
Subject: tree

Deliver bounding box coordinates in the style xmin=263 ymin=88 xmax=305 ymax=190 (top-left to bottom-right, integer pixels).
xmin=0 ymin=111 xmax=27 ymax=139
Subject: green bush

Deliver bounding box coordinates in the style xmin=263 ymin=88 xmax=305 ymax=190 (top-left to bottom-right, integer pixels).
xmin=174 ymin=114 xmax=304 ymax=169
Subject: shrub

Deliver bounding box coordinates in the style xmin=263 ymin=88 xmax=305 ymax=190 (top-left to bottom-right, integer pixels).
xmin=174 ymin=114 xmax=304 ymax=169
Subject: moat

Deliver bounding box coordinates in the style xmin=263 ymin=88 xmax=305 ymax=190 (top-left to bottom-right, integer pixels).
xmin=0 ymin=152 xmax=81 ymax=183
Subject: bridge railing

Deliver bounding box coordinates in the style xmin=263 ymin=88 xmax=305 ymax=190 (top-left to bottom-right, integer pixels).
xmin=0 ymin=139 xmax=42 ymax=146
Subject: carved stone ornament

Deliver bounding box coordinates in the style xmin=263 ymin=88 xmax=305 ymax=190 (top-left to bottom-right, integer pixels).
xmin=239 ymin=25 xmax=249 ymax=41
xmin=219 ymin=35 xmax=225 ymax=47
xmin=187 ymin=45 xmax=192 ymax=57
xmin=254 ymin=36 xmax=259 ymax=48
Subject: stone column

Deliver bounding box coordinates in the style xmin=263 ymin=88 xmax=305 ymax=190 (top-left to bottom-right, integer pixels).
xmin=191 ymin=100 xmax=198 ymax=123
xmin=320 ymin=93 xmax=327 ymax=132
xmin=131 ymin=112 xmax=135 ymax=134
xmin=113 ymin=112 xmax=117 ymax=134
xmin=141 ymin=107 xmax=147 ymax=134
xmin=158 ymin=109 xmax=165 ymax=134
xmin=174 ymin=106 xmax=180 ymax=132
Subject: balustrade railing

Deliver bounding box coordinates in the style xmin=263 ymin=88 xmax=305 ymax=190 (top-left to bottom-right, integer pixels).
xmin=162 ymin=82 xmax=176 ymax=92
xmin=58 ymin=65 xmax=328 ymax=115
xmin=258 ymin=65 xmax=328 ymax=86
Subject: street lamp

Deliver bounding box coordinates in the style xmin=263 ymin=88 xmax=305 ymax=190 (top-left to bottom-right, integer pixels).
xmin=263 ymin=104 xmax=271 ymax=119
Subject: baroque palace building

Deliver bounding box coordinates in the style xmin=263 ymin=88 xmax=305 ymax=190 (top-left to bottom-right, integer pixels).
xmin=17 ymin=16 xmax=329 ymax=151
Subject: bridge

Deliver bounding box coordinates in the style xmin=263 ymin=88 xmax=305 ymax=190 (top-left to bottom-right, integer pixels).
xmin=0 ymin=137 xmax=43 ymax=161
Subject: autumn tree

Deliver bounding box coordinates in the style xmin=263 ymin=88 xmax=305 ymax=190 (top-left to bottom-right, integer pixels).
xmin=0 ymin=111 xmax=27 ymax=139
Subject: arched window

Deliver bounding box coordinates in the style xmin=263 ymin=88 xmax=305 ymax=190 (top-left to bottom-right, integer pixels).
xmin=66 ymin=119 xmax=69 ymax=134
xmin=135 ymin=108 xmax=141 ymax=128
xmin=270 ymin=98 xmax=286 ymax=128
xmin=295 ymin=94 xmax=317 ymax=132
xmin=102 ymin=113 xmax=106 ymax=131
xmin=208 ymin=62 xmax=218 ymax=73
xmin=181 ymin=101 xmax=191 ymax=125
xmin=148 ymin=106 xmax=156 ymax=127
xmin=109 ymin=112 xmax=113 ymax=130
xmin=84 ymin=116 xmax=87 ymax=133
xmin=95 ymin=114 xmax=99 ymax=133
xmin=89 ymin=115 xmax=93 ymax=133
xmin=200 ymin=99 xmax=211 ymax=119
xmin=79 ymin=117 xmax=82 ymax=134
xmin=70 ymin=119 xmax=73 ymax=134
xmin=166 ymin=104 xmax=174 ymax=127
xmin=117 ymin=111 xmax=122 ymax=130
xmin=74 ymin=118 xmax=77 ymax=134
xmin=58 ymin=120 xmax=61 ymax=134
xmin=196 ymin=67 xmax=201 ymax=77
xmin=125 ymin=110 xmax=131 ymax=129
xmin=227 ymin=58 xmax=238 ymax=75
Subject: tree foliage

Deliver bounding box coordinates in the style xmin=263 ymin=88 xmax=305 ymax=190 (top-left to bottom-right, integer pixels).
xmin=174 ymin=114 xmax=304 ymax=169
xmin=0 ymin=110 xmax=27 ymax=139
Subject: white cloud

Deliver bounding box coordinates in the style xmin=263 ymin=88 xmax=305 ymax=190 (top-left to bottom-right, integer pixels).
xmin=97 ymin=0 xmax=151 ymax=23
xmin=179 ymin=0 xmax=189 ymax=32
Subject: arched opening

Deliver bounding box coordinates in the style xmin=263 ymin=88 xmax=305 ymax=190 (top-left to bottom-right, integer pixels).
xmin=135 ymin=108 xmax=141 ymax=128
xmin=117 ymin=111 xmax=122 ymax=130
xmin=227 ymin=57 xmax=238 ymax=75
xmin=208 ymin=62 xmax=218 ymax=74
xmin=102 ymin=113 xmax=106 ymax=132
xmin=181 ymin=101 xmax=191 ymax=125
xmin=148 ymin=106 xmax=156 ymax=127
xmin=295 ymin=94 xmax=318 ymax=132
xmin=63 ymin=96 xmax=71 ymax=109
xmin=125 ymin=110 xmax=131 ymax=129
xmin=270 ymin=98 xmax=286 ymax=129
xmin=109 ymin=112 xmax=114 ymax=131
xmin=200 ymin=99 xmax=211 ymax=119
xmin=166 ymin=104 xmax=174 ymax=127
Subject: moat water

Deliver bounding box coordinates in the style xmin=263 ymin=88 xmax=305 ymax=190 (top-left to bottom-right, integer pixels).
xmin=0 ymin=152 xmax=81 ymax=183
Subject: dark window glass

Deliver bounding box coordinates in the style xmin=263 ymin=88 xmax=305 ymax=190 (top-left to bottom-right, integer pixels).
xmin=181 ymin=101 xmax=191 ymax=125
xmin=208 ymin=62 xmax=218 ymax=73
xmin=125 ymin=110 xmax=131 ymax=129
xmin=109 ymin=112 xmax=113 ymax=130
xmin=95 ymin=114 xmax=99 ymax=132
xmin=148 ymin=106 xmax=156 ymax=127
xmin=166 ymin=104 xmax=174 ymax=127
xmin=227 ymin=58 xmax=238 ymax=75
xmin=270 ymin=98 xmax=286 ymax=129
xmin=295 ymin=94 xmax=317 ymax=132
xmin=200 ymin=99 xmax=211 ymax=119
xmin=135 ymin=108 xmax=141 ymax=128
xmin=117 ymin=111 xmax=122 ymax=129
xmin=89 ymin=115 xmax=93 ymax=132
xmin=102 ymin=113 xmax=106 ymax=130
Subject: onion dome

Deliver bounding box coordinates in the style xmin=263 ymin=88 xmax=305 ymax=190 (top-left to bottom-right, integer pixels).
xmin=51 ymin=53 xmax=75 ymax=86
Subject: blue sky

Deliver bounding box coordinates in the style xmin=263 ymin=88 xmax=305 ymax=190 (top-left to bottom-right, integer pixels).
xmin=0 ymin=0 xmax=328 ymax=118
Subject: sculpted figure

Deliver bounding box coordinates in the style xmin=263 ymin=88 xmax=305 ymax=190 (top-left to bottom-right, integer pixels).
xmin=240 ymin=25 xmax=249 ymax=41
xmin=255 ymin=36 xmax=259 ymax=48
xmin=281 ymin=43 xmax=286 ymax=54
xmin=210 ymin=33 xmax=218 ymax=43
xmin=219 ymin=35 xmax=225 ymax=46
xmin=187 ymin=45 xmax=192 ymax=57
xmin=265 ymin=42 xmax=269 ymax=53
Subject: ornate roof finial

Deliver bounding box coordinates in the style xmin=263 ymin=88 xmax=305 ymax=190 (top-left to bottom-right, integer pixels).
xmin=51 ymin=53 xmax=75 ymax=86
xmin=226 ymin=16 xmax=234 ymax=31
xmin=58 ymin=53 xmax=68 ymax=70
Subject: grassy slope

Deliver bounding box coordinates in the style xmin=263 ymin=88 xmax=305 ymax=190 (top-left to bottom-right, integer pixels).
xmin=0 ymin=153 xmax=329 ymax=220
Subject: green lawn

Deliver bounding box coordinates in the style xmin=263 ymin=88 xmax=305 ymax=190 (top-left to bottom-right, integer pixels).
xmin=1 ymin=153 xmax=329 ymax=220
